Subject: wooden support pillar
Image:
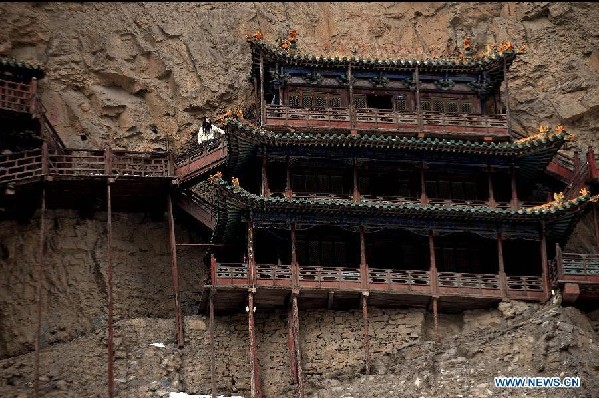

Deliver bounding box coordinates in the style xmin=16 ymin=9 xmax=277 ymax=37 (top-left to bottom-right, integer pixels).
xmin=104 ymin=146 xmax=112 ymax=176
xmin=353 ymin=160 xmax=360 ymax=202
xmin=259 ymin=53 xmax=265 ymax=126
xmin=209 ymin=288 xmax=216 ymax=398
xmin=432 ymin=297 xmax=439 ymax=343
xmin=291 ymin=293 xmax=304 ymax=398
xmin=285 ymin=158 xmax=292 ymax=199
xmin=287 ymin=300 xmax=298 ymax=384
xmin=167 ymin=194 xmax=184 ymax=348
xmin=510 ymin=165 xmax=519 ymax=209
xmin=497 ymin=231 xmax=507 ymax=297
xmin=428 ymin=230 xmax=437 ymax=295
xmin=29 ymin=77 xmax=38 ymax=117
xmin=247 ymin=219 xmax=256 ymax=286
xmin=420 ymin=162 xmax=428 ymax=205
xmin=415 ymin=66 xmax=422 ymax=133
xmin=247 ymin=290 xmax=261 ymax=398
xmin=261 ymin=155 xmax=270 ymax=197
xmin=504 ymin=58 xmax=512 ymax=139
xmin=361 ymin=292 xmax=371 ymax=375
xmin=41 ymin=141 xmax=49 ymax=175
xmin=593 ymin=203 xmax=599 ymax=251
xmin=348 ymin=63 xmax=356 ymax=134
xmin=106 ymin=180 xmax=115 ymax=398
xmin=540 ymin=222 xmax=549 ymax=301
xmin=487 ymin=165 xmax=496 ymax=208
xmin=33 ymin=186 xmax=46 ymax=398
xmin=359 ymin=225 xmax=368 ymax=289
xmin=290 ymin=222 xmax=298 ymax=287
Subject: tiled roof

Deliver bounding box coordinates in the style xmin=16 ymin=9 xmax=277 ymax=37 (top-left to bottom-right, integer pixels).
xmin=0 ymin=57 xmax=45 ymax=78
xmin=200 ymin=177 xmax=593 ymax=222
xmin=224 ymin=119 xmax=568 ymax=157
xmin=248 ymin=39 xmax=517 ymax=73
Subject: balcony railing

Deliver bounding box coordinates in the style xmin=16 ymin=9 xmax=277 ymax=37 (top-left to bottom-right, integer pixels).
xmin=561 ymin=253 xmax=599 ymax=276
xmin=265 ymin=105 xmax=508 ymax=136
xmin=0 ymin=78 xmax=35 ymax=114
xmin=211 ymin=262 xmax=546 ymax=300
xmin=0 ymin=148 xmax=43 ymax=184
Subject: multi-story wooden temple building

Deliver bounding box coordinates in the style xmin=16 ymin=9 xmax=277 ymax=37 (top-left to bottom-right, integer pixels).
xmin=2 ymin=33 xmax=599 ymax=398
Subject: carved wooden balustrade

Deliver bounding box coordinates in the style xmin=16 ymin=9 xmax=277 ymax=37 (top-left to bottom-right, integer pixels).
xmin=210 ymin=261 xmax=545 ymax=300
xmin=265 ymin=104 xmax=508 ymax=137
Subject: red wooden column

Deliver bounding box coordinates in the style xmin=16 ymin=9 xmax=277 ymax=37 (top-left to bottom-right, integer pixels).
xmin=288 ymin=222 xmax=300 ymax=387
xmin=41 ymin=141 xmax=49 ymax=175
xmin=420 ymin=162 xmax=428 ymax=205
xmin=209 ymin=288 xmax=216 ymax=398
xmin=247 ymin=290 xmax=261 ymax=398
xmin=106 ymin=180 xmax=115 ymax=398
xmin=348 ymin=62 xmax=356 ymax=135
xmin=29 ymin=77 xmax=38 ymax=117
xmin=497 ymin=231 xmax=507 ymax=297
xmin=167 ymin=193 xmax=184 ymax=348
xmin=261 ymin=156 xmax=270 ymax=197
xmin=291 ymin=292 xmax=304 ymax=398
xmin=510 ymin=165 xmax=519 ymax=209
xmin=359 ymin=225 xmax=370 ymax=374
xmin=33 ymin=186 xmax=46 ymax=398
xmin=487 ymin=165 xmax=496 ymax=208
xmin=104 ymin=146 xmax=113 ymax=176
xmin=246 ymin=218 xmax=261 ymax=398
xmin=428 ymin=230 xmax=439 ymax=342
xmin=540 ymin=222 xmax=549 ymax=301
xmin=290 ymin=222 xmax=298 ymax=287
xmin=285 ymin=158 xmax=292 ymax=199
xmin=353 ymin=160 xmax=360 ymax=201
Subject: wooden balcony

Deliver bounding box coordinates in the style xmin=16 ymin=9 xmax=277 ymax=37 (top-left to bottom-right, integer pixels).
xmin=264 ymin=105 xmax=509 ymax=138
xmin=211 ymin=262 xmax=545 ymax=301
xmin=552 ymin=246 xmax=599 ymax=303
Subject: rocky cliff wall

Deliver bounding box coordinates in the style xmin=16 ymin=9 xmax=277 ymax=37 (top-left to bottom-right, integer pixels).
xmin=1 ymin=2 xmax=598 ymax=151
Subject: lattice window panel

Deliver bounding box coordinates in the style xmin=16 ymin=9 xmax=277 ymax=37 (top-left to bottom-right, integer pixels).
xmin=421 ymin=100 xmax=431 ymax=111
xmin=353 ymin=96 xmax=367 ymax=109
xmin=329 ymin=96 xmax=341 ymax=108
xmin=315 ymin=95 xmax=327 ymax=108
xmin=433 ymin=99 xmax=444 ymax=113
xmin=447 ymin=101 xmax=458 ymax=113
xmin=395 ymin=98 xmax=406 ymax=111
xmin=302 ymin=95 xmax=313 ymax=108
xmin=461 ymin=102 xmax=472 ymax=114
xmin=289 ymin=93 xmax=300 ymax=108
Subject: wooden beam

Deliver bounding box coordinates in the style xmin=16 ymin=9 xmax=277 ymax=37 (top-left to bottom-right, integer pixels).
xmin=540 ymin=222 xmax=549 ymax=301
xmin=415 ymin=66 xmax=422 ymax=132
xmin=497 ymin=231 xmax=507 ymax=297
xmin=487 ymin=164 xmax=496 ymax=208
xmin=168 ymin=194 xmax=184 ymax=348
xmin=287 ymin=299 xmax=298 ymax=384
xmin=292 ymin=293 xmax=304 ymax=398
xmin=432 ymin=297 xmax=439 ymax=343
xmin=420 ymin=162 xmax=428 ymax=205
xmin=33 ymin=186 xmax=46 ymax=398
xmin=247 ymin=219 xmax=256 ymax=287
xmin=360 ymin=225 xmax=368 ymax=290
xmin=361 ymin=292 xmax=371 ymax=375
xmin=107 ymin=181 xmax=115 ymax=398
xmin=210 ymin=288 xmax=216 ymax=398
xmin=428 ymin=230 xmax=437 ymax=295
xmin=248 ymin=291 xmax=262 ymax=398
xmin=291 ymin=222 xmax=298 ymax=288
xmin=327 ymin=291 xmax=334 ymax=309
xmin=261 ymin=156 xmax=270 ymax=197
xmin=510 ymin=165 xmax=518 ymax=209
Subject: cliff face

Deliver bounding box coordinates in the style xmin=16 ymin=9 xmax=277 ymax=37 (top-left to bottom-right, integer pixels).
xmin=1 ymin=2 xmax=598 ymax=151
xmin=1 ymin=3 xmax=599 ymax=398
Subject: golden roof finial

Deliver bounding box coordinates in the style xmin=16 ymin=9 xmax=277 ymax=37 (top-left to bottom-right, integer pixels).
xmin=209 ymin=171 xmax=222 ymax=183
xmin=555 ymin=125 xmax=566 ymax=134
xmin=580 ymin=187 xmax=589 ymax=196
xmin=538 ymin=125 xmax=549 ymax=134
xmin=232 ymin=177 xmax=240 ymax=187
xmin=253 ymin=30 xmax=264 ymax=41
